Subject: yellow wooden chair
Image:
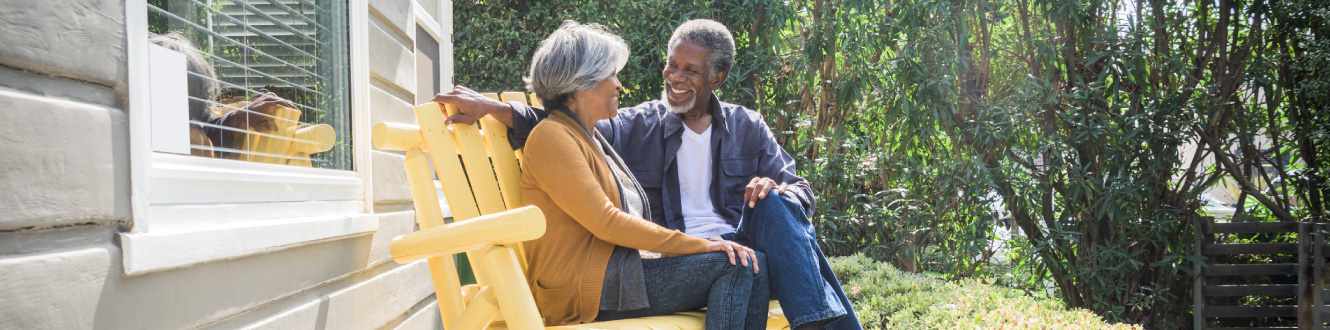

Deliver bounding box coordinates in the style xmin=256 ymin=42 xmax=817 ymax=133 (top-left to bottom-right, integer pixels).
xmin=218 ymin=101 xmax=335 ymax=166
xmin=373 ymin=92 xmax=790 ymax=330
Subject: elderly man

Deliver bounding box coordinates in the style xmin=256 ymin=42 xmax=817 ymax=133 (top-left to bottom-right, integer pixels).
xmin=435 ymin=19 xmax=862 ymax=330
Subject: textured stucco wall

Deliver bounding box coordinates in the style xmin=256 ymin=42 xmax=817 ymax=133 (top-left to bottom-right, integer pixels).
xmin=0 ymin=0 xmax=451 ymax=328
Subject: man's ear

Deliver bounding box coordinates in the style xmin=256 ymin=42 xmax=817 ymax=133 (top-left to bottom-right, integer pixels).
xmin=711 ymin=72 xmax=727 ymax=87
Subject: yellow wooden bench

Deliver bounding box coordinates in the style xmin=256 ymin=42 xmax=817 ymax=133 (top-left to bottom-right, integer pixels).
xmin=372 ymin=92 xmax=790 ymax=330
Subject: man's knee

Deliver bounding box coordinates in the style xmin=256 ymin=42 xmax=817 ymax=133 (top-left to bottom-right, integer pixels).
xmin=754 ymin=189 xmax=799 ymax=211
xmin=752 ymin=191 xmax=810 ymax=226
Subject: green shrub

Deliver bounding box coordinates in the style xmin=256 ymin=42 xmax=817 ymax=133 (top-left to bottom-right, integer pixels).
xmin=830 ymin=254 xmax=1140 ymax=330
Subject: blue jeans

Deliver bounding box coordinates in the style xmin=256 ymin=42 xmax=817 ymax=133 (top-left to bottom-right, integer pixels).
xmin=733 ymin=190 xmax=863 ymax=330
xmin=595 ymin=251 xmax=770 ymax=330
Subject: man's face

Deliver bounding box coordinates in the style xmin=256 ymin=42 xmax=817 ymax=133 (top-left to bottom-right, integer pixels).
xmin=662 ymin=40 xmax=722 ymax=114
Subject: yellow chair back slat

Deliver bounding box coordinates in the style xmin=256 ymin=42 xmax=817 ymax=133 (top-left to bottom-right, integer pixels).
xmin=514 ymin=94 xmax=542 ymax=163
xmin=483 ymin=92 xmax=526 ymax=209
xmin=414 ymin=103 xmax=483 ymax=222
xmin=439 ymin=103 xmax=508 ymax=217
xmin=482 ymin=92 xmax=533 ymax=273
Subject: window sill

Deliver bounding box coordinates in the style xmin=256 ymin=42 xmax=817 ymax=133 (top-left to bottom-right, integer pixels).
xmin=147 ymin=153 xmax=362 ymax=205
xmin=119 ymin=153 xmax=376 ymax=276
xmin=120 ymin=212 xmax=377 ymax=276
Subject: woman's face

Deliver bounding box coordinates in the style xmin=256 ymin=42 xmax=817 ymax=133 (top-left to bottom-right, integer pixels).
xmin=572 ymin=74 xmax=622 ymax=122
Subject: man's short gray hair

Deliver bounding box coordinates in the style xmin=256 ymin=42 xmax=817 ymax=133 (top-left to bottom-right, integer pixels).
xmin=668 ymin=19 xmax=735 ymax=81
xmin=150 ymin=31 xmax=220 ymax=123
xmin=525 ymin=21 xmax=630 ymax=107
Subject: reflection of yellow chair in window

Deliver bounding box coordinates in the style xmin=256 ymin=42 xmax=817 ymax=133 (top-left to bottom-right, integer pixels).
xmin=215 ymin=100 xmax=335 ymax=167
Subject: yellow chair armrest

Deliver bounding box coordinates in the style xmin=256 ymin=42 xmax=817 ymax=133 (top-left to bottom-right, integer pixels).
xmin=372 ymin=122 xmax=423 ymax=151
xmin=390 ymin=206 xmax=545 ymax=264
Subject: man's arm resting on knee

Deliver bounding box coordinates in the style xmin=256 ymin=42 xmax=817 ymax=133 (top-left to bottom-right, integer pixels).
xmin=749 ymin=117 xmax=817 ymax=217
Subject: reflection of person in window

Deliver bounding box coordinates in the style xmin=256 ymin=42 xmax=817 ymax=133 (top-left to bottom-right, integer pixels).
xmin=148 ymin=31 xmax=298 ymax=158
xmin=208 ymin=90 xmax=299 ymax=159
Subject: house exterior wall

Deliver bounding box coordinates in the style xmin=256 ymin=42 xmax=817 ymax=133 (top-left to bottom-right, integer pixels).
xmin=0 ymin=0 xmax=451 ymax=329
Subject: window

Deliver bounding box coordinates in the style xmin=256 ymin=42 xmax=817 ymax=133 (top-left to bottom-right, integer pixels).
xmin=122 ymin=0 xmax=375 ymax=275
xmin=416 ymin=23 xmax=441 ymax=104
xmin=145 ymin=0 xmax=351 ymax=169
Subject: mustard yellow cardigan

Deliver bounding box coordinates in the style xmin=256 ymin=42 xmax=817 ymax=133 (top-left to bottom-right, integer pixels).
xmin=520 ymin=111 xmax=709 ymax=326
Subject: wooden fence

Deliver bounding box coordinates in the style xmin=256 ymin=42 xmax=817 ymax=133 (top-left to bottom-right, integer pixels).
xmin=1195 ymin=217 xmax=1328 ymax=329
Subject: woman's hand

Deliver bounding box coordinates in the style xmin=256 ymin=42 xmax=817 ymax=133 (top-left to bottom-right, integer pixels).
xmin=705 ymin=240 xmax=760 ymax=274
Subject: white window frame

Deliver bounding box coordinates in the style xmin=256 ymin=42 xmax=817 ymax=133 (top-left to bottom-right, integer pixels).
xmin=414 ymin=1 xmax=444 ymax=105
xmin=414 ymin=1 xmax=457 ymax=219
xmin=122 ymin=0 xmax=376 ymax=276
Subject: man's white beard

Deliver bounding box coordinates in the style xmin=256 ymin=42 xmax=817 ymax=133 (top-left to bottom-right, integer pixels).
xmin=661 ymin=84 xmax=695 ymax=114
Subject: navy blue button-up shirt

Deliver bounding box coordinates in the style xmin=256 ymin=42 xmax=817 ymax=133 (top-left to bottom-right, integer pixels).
xmin=506 ymin=93 xmax=816 ymax=232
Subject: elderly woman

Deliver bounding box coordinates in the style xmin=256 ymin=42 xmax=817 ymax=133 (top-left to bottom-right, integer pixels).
xmin=515 ymin=21 xmax=770 ymax=329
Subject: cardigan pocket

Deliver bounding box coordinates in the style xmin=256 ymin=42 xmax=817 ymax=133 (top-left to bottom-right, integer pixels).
xmin=532 ymin=279 xmax=579 ymax=324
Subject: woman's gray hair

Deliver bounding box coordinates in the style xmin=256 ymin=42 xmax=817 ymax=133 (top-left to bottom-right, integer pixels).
xmin=149 ymin=31 xmax=220 ymax=123
xmin=525 ymin=21 xmax=630 ymax=107
xmin=667 ymin=19 xmax=735 ymax=82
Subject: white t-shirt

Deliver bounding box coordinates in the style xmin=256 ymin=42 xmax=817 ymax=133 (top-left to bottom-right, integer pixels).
xmin=677 ymin=125 xmax=735 ymax=239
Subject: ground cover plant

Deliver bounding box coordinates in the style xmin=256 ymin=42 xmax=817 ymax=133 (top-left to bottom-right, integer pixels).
xmin=831 ymin=254 xmax=1140 ymax=329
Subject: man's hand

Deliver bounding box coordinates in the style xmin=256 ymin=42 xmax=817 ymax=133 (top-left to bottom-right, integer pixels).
xmin=705 ymin=239 xmax=759 ymax=274
xmin=232 ymin=92 xmax=299 ymax=132
xmin=431 ymin=85 xmax=514 ymax=126
xmin=743 ymin=177 xmax=789 ymax=208
xmin=246 ymin=92 xmax=299 ymax=114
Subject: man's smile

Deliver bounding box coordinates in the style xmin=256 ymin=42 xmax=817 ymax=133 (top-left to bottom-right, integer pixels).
xmin=667 ymin=83 xmax=692 ymax=102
